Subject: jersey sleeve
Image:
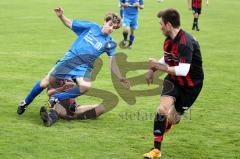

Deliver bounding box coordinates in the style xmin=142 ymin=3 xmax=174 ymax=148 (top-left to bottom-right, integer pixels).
xmin=71 ymin=20 xmax=95 ymax=35
xmin=178 ymin=43 xmax=193 ymax=64
xmin=139 ymin=0 xmax=144 ymax=5
xmin=105 ymin=41 xmax=117 ymax=57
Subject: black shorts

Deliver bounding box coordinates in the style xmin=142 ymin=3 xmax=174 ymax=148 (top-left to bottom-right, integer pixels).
xmin=192 ymin=7 xmax=201 ymax=15
xmin=161 ymin=78 xmax=203 ymax=115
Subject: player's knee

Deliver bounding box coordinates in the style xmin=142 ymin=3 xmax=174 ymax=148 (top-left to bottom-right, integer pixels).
xmin=40 ymin=76 xmax=49 ymax=88
xmin=157 ymin=106 xmax=168 ymax=116
xmin=53 ymin=104 xmax=67 ymax=116
xmin=123 ymin=27 xmax=129 ymax=32
xmin=130 ymin=29 xmax=135 ymax=34
xmin=168 ymin=112 xmax=182 ymax=125
xmin=79 ymin=84 xmax=91 ymax=93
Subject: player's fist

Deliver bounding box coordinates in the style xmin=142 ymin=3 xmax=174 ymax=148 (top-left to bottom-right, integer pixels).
xmin=123 ymin=2 xmax=129 ymax=8
xmin=133 ymin=2 xmax=139 ymax=7
xmin=54 ymin=7 xmax=64 ymax=17
xmin=62 ymin=82 xmax=75 ymax=91
xmin=145 ymin=69 xmax=154 ymax=86
xmin=119 ymin=77 xmax=131 ymax=89
xmin=148 ymin=58 xmax=158 ymax=68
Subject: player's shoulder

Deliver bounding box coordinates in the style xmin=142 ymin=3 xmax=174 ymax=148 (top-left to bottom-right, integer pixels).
xmin=73 ymin=20 xmax=98 ymax=26
xmin=180 ymin=30 xmax=196 ymax=45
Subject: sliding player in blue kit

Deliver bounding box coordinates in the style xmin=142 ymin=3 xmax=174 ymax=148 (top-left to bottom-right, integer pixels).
xmin=17 ymin=7 xmax=130 ymax=115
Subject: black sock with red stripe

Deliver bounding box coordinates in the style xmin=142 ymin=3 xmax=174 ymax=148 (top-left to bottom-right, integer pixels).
xmin=153 ymin=113 xmax=167 ymax=150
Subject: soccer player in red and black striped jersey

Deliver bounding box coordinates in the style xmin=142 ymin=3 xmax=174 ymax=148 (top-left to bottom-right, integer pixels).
xmin=40 ymin=77 xmax=106 ymax=127
xmin=143 ymin=8 xmax=204 ymax=158
xmin=188 ymin=0 xmax=208 ymax=31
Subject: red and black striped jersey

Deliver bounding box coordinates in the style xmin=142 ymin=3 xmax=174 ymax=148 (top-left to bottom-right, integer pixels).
xmin=163 ymin=29 xmax=204 ymax=87
xmin=192 ymin=0 xmax=202 ymax=8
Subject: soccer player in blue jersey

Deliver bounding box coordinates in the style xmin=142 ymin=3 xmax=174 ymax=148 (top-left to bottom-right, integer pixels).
xmin=119 ymin=0 xmax=144 ymax=49
xmin=17 ymin=7 xmax=130 ymax=115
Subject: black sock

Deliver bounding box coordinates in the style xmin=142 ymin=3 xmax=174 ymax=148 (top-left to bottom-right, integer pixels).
xmin=193 ymin=18 xmax=198 ymax=29
xmin=69 ymin=102 xmax=77 ymax=112
xmin=153 ymin=113 xmax=167 ymax=150
xmin=123 ymin=32 xmax=128 ymax=41
xmin=196 ymin=18 xmax=199 ymax=29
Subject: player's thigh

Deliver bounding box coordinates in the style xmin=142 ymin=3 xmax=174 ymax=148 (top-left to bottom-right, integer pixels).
xmin=158 ymin=78 xmax=178 ymax=114
xmin=40 ymin=75 xmax=50 ymax=88
xmin=75 ymin=77 xmax=92 ymax=92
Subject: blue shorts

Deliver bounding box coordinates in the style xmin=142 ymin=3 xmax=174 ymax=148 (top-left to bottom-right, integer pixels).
xmin=122 ymin=14 xmax=138 ymax=29
xmin=49 ymin=57 xmax=92 ymax=80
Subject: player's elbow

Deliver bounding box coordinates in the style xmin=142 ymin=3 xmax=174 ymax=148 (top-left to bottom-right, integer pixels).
xmin=179 ymin=71 xmax=189 ymax=77
xmin=175 ymin=63 xmax=190 ymax=76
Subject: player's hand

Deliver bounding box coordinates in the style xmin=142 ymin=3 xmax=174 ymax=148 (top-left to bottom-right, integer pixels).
xmin=62 ymin=82 xmax=75 ymax=91
xmin=133 ymin=2 xmax=140 ymax=7
xmin=145 ymin=69 xmax=154 ymax=86
xmin=148 ymin=58 xmax=159 ymax=69
xmin=54 ymin=7 xmax=64 ymax=17
xmin=119 ymin=77 xmax=131 ymax=89
xmin=123 ymin=2 xmax=129 ymax=8
xmin=148 ymin=58 xmax=168 ymax=72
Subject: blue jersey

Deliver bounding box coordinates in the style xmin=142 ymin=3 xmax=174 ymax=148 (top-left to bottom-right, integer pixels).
xmin=59 ymin=20 xmax=116 ymax=68
xmin=121 ymin=0 xmax=144 ymax=15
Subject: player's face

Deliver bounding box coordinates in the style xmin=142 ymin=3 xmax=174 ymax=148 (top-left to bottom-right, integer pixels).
xmin=159 ymin=18 xmax=171 ymax=37
xmin=102 ymin=20 xmax=118 ymax=34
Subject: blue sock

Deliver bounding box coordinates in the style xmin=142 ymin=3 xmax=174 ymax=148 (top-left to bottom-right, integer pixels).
xmin=129 ymin=34 xmax=135 ymax=46
xmin=53 ymin=86 xmax=82 ymax=101
xmin=25 ymin=81 xmax=44 ymax=105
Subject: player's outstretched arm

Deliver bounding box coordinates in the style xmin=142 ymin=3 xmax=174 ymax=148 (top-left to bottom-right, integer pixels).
xmin=109 ymin=56 xmax=130 ymax=89
xmin=54 ymin=7 xmax=72 ymax=28
xmin=206 ymin=0 xmax=209 ymax=6
xmin=148 ymin=58 xmax=191 ymax=76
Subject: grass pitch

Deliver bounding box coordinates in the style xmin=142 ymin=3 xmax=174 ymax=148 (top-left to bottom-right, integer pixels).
xmin=0 ymin=0 xmax=239 ymax=158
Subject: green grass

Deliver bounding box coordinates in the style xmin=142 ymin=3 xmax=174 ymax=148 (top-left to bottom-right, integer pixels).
xmin=0 ymin=0 xmax=240 ymax=158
